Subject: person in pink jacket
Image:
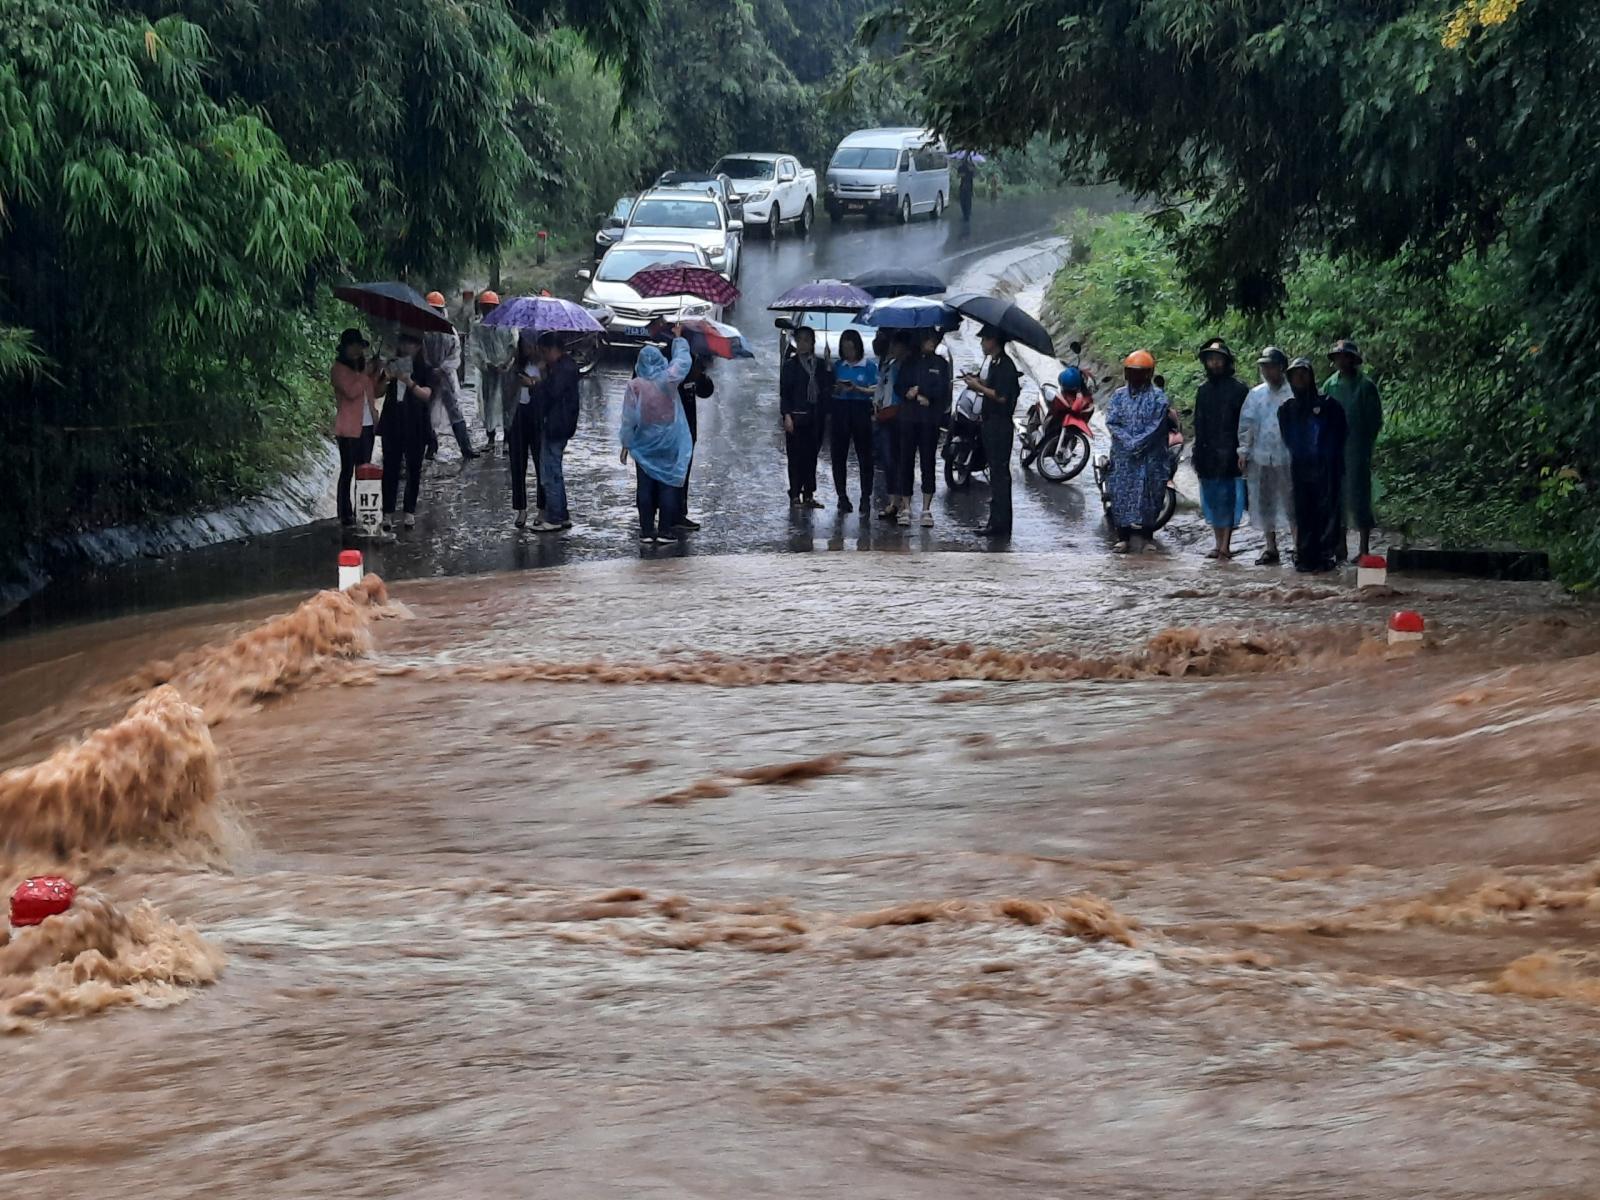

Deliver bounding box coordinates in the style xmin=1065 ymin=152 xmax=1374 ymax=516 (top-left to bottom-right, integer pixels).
xmin=331 ymin=328 xmax=383 ymax=527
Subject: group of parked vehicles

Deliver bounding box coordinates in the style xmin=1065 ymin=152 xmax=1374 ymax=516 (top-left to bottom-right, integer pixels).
xmin=578 ymin=128 xmax=954 ymax=351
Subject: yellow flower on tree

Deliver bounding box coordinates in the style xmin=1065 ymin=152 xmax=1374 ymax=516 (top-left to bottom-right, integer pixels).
xmin=1444 ymin=0 xmax=1527 ymax=48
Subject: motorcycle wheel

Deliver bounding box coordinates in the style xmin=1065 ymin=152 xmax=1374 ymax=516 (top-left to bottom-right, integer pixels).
xmin=1037 ymin=427 xmax=1091 ymax=483
xmin=1152 ymin=485 xmax=1178 ymax=532
xmin=1019 ymin=413 xmax=1042 ymax=468
xmin=944 ymin=450 xmax=974 ymax=491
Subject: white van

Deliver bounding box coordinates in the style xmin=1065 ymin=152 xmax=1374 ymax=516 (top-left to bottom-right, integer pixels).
xmin=824 ymin=128 xmax=951 ymax=225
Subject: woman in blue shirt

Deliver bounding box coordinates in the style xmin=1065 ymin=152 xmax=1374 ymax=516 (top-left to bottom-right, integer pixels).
xmin=829 ymin=329 xmax=878 ymax=513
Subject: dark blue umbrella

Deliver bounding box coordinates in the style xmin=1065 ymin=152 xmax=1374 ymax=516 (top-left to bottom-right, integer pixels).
xmin=857 ymin=295 xmax=961 ymax=331
xmin=482 ymin=295 xmax=605 ymax=333
xmin=768 ymin=279 xmax=873 ymax=312
xmin=851 ymin=267 xmax=946 ymax=298
xmin=332 ymin=282 xmax=455 ymax=334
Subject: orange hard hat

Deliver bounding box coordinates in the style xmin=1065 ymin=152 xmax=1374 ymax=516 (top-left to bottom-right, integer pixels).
xmin=478 ymin=289 xmax=500 ymax=306
xmin=1123 ymin=349 xmax=1156 ymax=370
xmin=425 ymin=290 xmax=446 ymax=308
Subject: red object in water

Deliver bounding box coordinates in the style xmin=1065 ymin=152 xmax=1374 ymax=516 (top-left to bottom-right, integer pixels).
xmin=1389 ymin=610 xmax=1425 ymax=634
xmin=354 ymin=464 xmax=383 ymax=481
xmin=338 ymin=550 xmax=363 ymax=568
xmin=11 ymin=876 xmax=76 ymax=927
xmin=1359 ymin=554 xmax=1388 ymax=569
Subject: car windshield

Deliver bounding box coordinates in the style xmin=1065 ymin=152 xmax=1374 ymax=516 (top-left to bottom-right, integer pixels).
xmin=830 ymin=147 xmax=900 ymax=171
xmin=609 ymin=197 xmax=634 ymax=221
xmin=597 ymin=249 xmax=699 ymax=283
xmin=714 ymin=158 xmax=776 ymax=181
xmin=795 ymin=311 xmax=861 ymax=333
xmin=630 ymin=199 xmax=721 ymax=230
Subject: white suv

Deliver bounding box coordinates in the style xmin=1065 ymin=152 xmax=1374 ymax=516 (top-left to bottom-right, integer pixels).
xmin=621 ymin=189 xmax=743 ymax=280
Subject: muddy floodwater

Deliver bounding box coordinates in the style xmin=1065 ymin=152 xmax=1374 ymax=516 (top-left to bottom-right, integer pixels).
xmin=5 ymin=553 xmax=1600 ymax=1197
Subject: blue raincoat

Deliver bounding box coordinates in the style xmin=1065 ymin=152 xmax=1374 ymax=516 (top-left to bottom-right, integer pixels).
xmin=1106 ymin=383 xmax=1172 ymax=530
xmin=621 ymin=337 xmax=693 ymax=486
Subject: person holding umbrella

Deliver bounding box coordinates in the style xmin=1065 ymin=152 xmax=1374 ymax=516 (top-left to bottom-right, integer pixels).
xmin=960 ymin=325 xmax=1022 ymax=539
xmin=377 ymin=331 xmax=438 ymax=531
xmin=895 ymin=328 xmax=953 ymax=527
xmin=675 ymin=352 xmax=714 ymax=532
xmin=827 ymin=329 xmax=877 ymax=515
xmin=956 ymin=154 xmax=978 ymax=221
xmin=780 ymin=325 xmax=833 ymax=509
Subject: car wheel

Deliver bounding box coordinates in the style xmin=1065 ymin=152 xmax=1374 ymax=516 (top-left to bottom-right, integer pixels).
xmin=799 ymin=198 xmax=814 ymax=237
xmin=898 ymin=197 xmax=912 ymax=224
xmin=768 ymin=206 xmax=781 ymax=240
xmin=933 ymin=193 xmax=945 ymax=219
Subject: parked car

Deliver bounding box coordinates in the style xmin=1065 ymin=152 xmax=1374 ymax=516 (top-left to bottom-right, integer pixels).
xmin=621 ymin=188 xmax=743 ymax=280
xmin=594 ymin=194 xmax=636 ymax=261
xmin=710 ymin=153 xmax=817 ymax=239
xmin=578 ymin=241 xmax=724 ymax=347
xmin=824 ymin=128 xmax=950 ymax=225
xmin=655 ymin=170 xmax=744 ymax=225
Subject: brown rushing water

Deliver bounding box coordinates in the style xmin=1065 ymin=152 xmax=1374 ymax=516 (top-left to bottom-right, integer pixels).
xmin=5 ymin=554 xmax=1600 ymax=1198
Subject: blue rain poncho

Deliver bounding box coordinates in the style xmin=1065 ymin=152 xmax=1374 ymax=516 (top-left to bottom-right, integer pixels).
xmin=620 ymin=337 xmax=693 ymax=486
xmin=1106 ymin=382 xmax=1173 ymax=530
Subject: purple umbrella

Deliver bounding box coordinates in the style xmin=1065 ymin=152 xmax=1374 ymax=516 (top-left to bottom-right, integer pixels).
xmin=768 ymin=279 xmax=873 ymax=312
xmin=481 ymin=295 xmax=605 ymax=333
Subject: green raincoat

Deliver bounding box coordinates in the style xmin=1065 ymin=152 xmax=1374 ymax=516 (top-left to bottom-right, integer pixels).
xmin=1324 ymin=370 xmax=1383 ymax=530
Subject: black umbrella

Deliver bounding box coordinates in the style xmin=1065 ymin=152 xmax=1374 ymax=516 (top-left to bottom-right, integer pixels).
xmin=850 ymin=266 xmax=947 ymax=298
xmin=944 ymin=292 xmax=1056 ymax=356
xmin=332 ymin=281 xmax=456 ymax=334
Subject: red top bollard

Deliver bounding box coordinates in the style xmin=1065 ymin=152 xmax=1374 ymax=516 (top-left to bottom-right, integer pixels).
xmin=1359 ymin=554 xmax=1388 ymax=569
xmin=11 ymin=876 xmax=76 ymax=927
xmin=354 ymin=464 xmax=383 ymax=481
xmin=1389 ymin=611 xmax=1425 ymax=634
xmin=338 ymin=550 xmax=363 ymax=568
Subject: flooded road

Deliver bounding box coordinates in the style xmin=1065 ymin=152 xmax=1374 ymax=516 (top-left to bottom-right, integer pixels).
xmin=6 ymin=550 xmax=1600 ymax=1197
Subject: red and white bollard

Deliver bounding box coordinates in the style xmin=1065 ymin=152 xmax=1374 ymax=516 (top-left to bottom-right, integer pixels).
xmin=339 ymin=549 xmax=364 ymax=591
xmin=353 ymin=463 xmax=384 ymax=538
xmin=1357 ymin=554 xmax=1388 ymax=588
xmin=1388 ymin=610 xmax=1425 ymax=647
xmin=11 ymin=876 xmax=76 ymax=929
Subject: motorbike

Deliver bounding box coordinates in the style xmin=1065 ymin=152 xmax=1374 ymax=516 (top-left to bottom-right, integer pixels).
xmin=1020 ymin=340 xmax=1096 ymax=483
xmin=941 ymin=378 xmax=988 ymax=490
xmin=1093 ymin=425 xmax=1184 ymax=533
xmin=566 ymin=304 xmax=613 ymax=377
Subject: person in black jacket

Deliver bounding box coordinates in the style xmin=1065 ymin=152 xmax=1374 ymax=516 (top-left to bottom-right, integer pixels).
xmin=676 ymin=353 xmax=714 ymax=531
xmin=526 ymin=331 xmax=579 ymax=533
xmin=895 ymin=328 xmax=953 ymax=528
xmin=1191 ymin=337 xmax=1249 ymax=559
xmin=960 ymin=326 xmax=1022 ymax=539
xmin=779 ymin=325 xmax=832 ymax=507
xmin=377 ymin=331 xmax=436 ymax=531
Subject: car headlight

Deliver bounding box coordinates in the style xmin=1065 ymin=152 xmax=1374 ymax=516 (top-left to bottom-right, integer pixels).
xmin=881 ymin=185 xmax=897 ymax=196
xmin=745 ymin=189 xmax=770 ymax=203
xmin=826 ymin=182 xmax=838 ymax=194
xmin=683 ymin=302 xmax=713 ymax=317
xmin=708 ymin=247 xmax=726 ymax=261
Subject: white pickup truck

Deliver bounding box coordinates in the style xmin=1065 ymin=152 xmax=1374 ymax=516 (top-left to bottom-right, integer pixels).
xmin=710 ymin=153 xmax=817 ymax=239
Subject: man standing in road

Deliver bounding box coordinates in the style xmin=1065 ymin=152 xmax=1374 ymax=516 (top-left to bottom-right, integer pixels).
xmin=1323 ymin=339 xmax=1383 ymax=559
xmin=1238 ymin=346 xmax=1296 ymax=565
xmin=956 ymin=156 xmax=977 ymax=221
xmin=525 ymin=332 xmax=579 ymax=533
xmin=961 ymin=326 xmax=1021 ymax=539
xmin=468 ymin=290 xmax=515 ymax=452
xmin=1192 ymin=338 xmax=1249 ymax=560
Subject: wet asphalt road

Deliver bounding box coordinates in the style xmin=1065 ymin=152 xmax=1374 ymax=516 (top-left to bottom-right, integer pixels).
xmin=8 ymin=189 xmax=1179 ymax=632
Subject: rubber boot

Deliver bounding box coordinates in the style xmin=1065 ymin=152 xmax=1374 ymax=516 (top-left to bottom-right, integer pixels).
xmin=452 ymin=421 xmax=480 ymax=460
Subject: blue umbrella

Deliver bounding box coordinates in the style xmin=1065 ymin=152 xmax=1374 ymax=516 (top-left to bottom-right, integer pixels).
xmin=482 ymin=295 xmax=605 ymax=333
xmin=768 ymin=279 xmax=873 ymax=312
xmin=857 ymin=295 xmax=961 ymax=331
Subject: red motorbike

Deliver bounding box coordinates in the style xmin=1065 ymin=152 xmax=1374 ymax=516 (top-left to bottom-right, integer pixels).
xmin=1019 ymin=340 xmax=1096 ymax=483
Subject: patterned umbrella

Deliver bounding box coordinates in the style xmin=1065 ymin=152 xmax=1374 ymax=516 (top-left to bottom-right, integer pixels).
xmin=679 ymin=317 xmax=755 ymax=360
xmin=332 ymin=282 xmax=455 ymax=334
xmin=627 ymin=262 xmax=741 ymax=307
xmin=767 ymin=279 xmax=873 ymax=312
xmin=858 ymin=295 xmax=962 ymax=331
xmin=851 ymin=267 xmax=946 ymax=298
xmin=481 ymin=295 xmax=605 ymax=333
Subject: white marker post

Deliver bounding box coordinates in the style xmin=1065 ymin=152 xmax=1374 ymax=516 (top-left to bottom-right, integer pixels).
xmin=339 ymin=549 xmax=364 ymax=591
xmin=1387 ymin=610 xmax=1425 ymax=647
xmin=354 ymin=464 xmax=384 ymax=538
xmin=1357 ymin=554 xmax=1388 ymax=588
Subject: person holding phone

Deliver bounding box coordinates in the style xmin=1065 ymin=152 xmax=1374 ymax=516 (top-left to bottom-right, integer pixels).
xmin=962 ymin=325 xmax=1022 ymax=539
xmin=376 ymin=331 xmax=436 ymax=530
xmin=829 ymin=329 xmax=877 ymax=514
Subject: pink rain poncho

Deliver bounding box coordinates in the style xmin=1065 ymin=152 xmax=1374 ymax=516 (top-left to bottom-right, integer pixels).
xmin=620 ymin=337 xmax=692 ymax=486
